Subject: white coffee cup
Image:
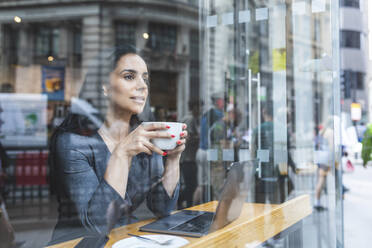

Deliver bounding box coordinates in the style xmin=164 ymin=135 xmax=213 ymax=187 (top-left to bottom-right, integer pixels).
xmin=142 ymin=122 xmax=183 ymax=150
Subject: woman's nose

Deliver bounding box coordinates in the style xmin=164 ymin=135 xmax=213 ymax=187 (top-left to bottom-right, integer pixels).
xmin=136 ymin=78 xmax=147 ymax=91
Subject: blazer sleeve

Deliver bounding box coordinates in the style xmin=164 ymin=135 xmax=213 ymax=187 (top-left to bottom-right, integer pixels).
xmin=55 ymin=133 xmax=131 ymax=235
xmin=146 ymin=153 xmax=179 ymax=217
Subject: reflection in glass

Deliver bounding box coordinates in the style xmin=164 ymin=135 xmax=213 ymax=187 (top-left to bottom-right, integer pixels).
xmin=0 ymin=0 xmax=343 ymax=247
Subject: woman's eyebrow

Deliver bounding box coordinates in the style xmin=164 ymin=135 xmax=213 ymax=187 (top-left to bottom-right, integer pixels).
xmin=119 ymin=69 xmax=137 ymax=74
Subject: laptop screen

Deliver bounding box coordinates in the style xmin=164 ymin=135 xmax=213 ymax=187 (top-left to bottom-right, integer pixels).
xmin=209 ymin=160 xmax=257 ymax=232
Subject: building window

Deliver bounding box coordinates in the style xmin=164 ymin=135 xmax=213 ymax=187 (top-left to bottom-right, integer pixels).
xmin=340 ymin=0 xmax=359 ymax=8
xmin=73 ymin=29 xmax=82 ymax=56
xmin=4 ymin=25 xmax=19 ymax=65
xmin=147 ymin=23 xmax=177 ymax=52
xmin=356 ymin=72 xmax=365 ymax=90
xmin=190 ymin=30 xmax=200 ymax=101
xmin=72 ymin=24 xmax=82 ymax=65
xmin=340 ymin=30 xmax=360 ymax=49
xmin=35 ymin=27 xmax=60 ymax=57
xmin=341 ymin=70 xmax=364 ymax=98
xmin=115 ymin=22 xmax=136 ymax=47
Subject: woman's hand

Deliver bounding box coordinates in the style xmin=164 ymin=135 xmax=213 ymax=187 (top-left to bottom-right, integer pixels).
xmin=114 ymin=123 xmax=172 ymax=159
xmin=166 ymin=124 xmax=188 ymax=161
xmin=105 ymin=123 xmax=171 ymax=198
xmin=161 ymin=124 xmax=187 ymax=196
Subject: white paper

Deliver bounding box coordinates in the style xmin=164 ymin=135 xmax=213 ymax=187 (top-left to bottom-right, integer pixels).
xmin=112 ymin=235 xmax=189 ymax=248
xmin=271 ymin=4 xmax=286 ymax=19
xmin=293 ymin=2 xmax=306 ymax=15
xmin=239 ymin=10 xmax=251 ymax=23
xmin=239 ymin=149 xmax=251 ymax=162
xmin=222 ymin=149 xmax=234 ymax=161
xmin=206 ymin=15 xmax=217 ymax=27
xmin=222 ymin=12 xmax=234 ymax=25
xmin=255 ymin=8 xmax=268 ymax=21
xmin=274 ymin=149 xmax=287 ymax=164
xmin=207 ymin=149 xmax=218 ymax=161
xmin=312 ymin=0 xmax=326 ymax=13
xmin=257 ymin=149 xmax=270 ymax=163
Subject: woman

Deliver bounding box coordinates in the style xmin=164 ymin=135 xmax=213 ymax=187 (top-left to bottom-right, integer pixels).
xmin=49 ymin=46 xmax=187 ymax=244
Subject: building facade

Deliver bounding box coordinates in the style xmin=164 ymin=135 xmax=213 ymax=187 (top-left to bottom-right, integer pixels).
xmin=0 ymin=0 xmax=199 ymax=119
xmin=340 ymin=0 xmax=369 ymax=123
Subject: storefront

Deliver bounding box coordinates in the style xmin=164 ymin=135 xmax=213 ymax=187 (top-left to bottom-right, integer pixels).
xmin=0 ymin=0 xmax=343 ymax=247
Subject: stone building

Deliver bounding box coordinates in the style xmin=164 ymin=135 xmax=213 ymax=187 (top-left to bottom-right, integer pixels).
xmin=0 ymin=0 xmax=200 ymax=118
xmin=340 ymin=0 xmax=369 ymax=122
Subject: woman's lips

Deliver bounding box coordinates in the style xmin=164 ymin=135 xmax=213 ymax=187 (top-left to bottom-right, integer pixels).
xmin=130 ymin=96 xmax=145 ymax=104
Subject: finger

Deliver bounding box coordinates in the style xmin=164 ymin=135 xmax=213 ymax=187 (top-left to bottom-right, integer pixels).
xmin=134 ymin=138 xmax=153 ymax=155
xmin=146 ymin=131 xmax=173 ymax=139
xmin=141 ymin=144 xmax=153 ymax=156
xmin=176 ymin=139 xmax=186 ymax=146
xmin=180 ymin=130 xmax=188 ymax=139
xmin=142 ymin=122 xmax=169 ymax=131
xmin=182 ymin=123 xmax=187 ymax=130
xmin=143 ymin=139 xmax=166 ymax=156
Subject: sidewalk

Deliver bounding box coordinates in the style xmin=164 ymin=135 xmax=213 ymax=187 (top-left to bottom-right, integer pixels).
xmin=343 ymin=164 xmax=372 ymax=248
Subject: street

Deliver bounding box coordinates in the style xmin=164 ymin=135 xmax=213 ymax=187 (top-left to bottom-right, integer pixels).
xmin=343 ymin=164 xmax=372 ymax=247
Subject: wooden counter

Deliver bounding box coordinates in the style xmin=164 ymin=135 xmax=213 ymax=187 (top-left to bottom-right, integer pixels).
xmin=48 ymin=194 xmax=312 ymax=248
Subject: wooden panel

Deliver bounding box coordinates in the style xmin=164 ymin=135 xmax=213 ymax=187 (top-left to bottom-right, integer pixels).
xmin=47 ymin=238 xmax=82 ymax=248
xmin=184 ymin=194 xmax=312 ymax=248
xmin=47 ymin=194 xmax=312 ymax=248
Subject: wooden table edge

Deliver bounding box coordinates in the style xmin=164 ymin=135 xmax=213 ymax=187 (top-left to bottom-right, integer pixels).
xmin=46 ymin=194 xmax=312 ymax=248
xmin=183 ymin=194 xmax=312 ymax=247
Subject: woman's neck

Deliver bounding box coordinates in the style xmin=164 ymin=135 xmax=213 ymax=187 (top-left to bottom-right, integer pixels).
xmin=99 ymin=104 xmax=132 ymax=151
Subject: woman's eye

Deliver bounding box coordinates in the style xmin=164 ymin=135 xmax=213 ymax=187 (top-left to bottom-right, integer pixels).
xmin=124 ymin=74 xmax=134 ymax=80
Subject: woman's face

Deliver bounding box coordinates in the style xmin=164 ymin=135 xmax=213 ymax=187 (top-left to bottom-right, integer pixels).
xmin=109 ymin=53 xmax=149 ymax=115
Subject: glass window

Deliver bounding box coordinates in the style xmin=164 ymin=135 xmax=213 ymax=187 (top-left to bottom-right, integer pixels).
xmin=190 ymin=29 xmax=200 ymax=101
xmin=35 ymin=27 xmax=60 ymax=57
xmin=340 ymin=0 xmax=359 ymax=8
xmin=342 ymin=70 xmax=365 ymax=98
xmin=3 ymin=25 xmax=19 ymax=65
xmin=200 ymin=0 xmax=342 ymax=247
xmin=341 ymin=30 xmax=361 ymax=48
xmin=115 ymin=22 xmax=136 ymax=47
xmin=73 ymin=24 xmax=82 ymax=66
xmin=147 ymin=22 xmax=177 ymax=52
xmin=356 ymin=72 xmax=365 ymax=89
xmin=0 ymin=1 xmax=344 ymax=248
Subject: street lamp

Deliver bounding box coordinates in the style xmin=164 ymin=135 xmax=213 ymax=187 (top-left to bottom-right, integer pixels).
xmin=143 ymin=32 xmax=149 ymax=39
xmin=14 ymin=16 xmax=22 ymax=23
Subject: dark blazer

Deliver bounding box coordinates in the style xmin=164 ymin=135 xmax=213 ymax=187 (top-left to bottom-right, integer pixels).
xmin=49 ymin=132 xmax=179 ymax=245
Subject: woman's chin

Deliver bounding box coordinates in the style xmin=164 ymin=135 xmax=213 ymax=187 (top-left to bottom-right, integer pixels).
xmin=111 ymin=102 xmax=144 ymax=116
xmin=130 ymin=106 xmax=145 ymax=115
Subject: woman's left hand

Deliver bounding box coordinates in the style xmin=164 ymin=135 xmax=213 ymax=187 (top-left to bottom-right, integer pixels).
xmin=166 ymin=124 xmax=188 ymax=161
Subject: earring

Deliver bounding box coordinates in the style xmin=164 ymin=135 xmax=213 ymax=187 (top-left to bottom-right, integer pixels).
xmin=102 ymin=86 xmax=108 ymax=97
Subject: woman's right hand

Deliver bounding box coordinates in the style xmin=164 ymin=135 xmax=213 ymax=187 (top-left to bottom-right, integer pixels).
xmin=114 ymin=122 xmax=172 ymax=158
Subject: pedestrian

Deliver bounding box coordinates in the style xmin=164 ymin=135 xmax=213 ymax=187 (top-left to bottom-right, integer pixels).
xmin=193 ymin=92 xmax=224 ymax=203
xmin=178 ymin=100 xmax=202 ymax=208
xmin=313 ymin=124 xmax=332 ymax=211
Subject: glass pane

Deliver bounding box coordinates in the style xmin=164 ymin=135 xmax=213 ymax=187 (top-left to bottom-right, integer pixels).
xmin=0 ymin=1 xmax=343 ymax=248
xmin=198 ymin=0 xmax=341 ymax=247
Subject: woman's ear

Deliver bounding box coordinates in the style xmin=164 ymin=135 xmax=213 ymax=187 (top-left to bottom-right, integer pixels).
xmin=102 ymin=85 xmax=109 ymax=97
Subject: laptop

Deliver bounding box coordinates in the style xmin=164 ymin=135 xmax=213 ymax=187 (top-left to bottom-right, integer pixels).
xmin=139 ymin=160 xmax=257 ymax=237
